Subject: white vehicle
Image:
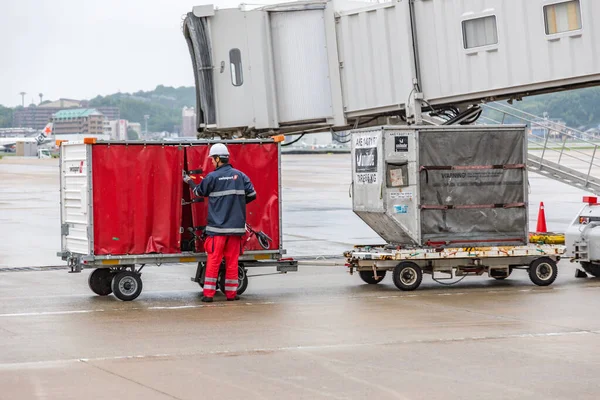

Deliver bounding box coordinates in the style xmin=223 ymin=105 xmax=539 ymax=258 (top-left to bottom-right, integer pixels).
xmin=566 ymin=196 xmax=600 ymax=278
xmin=37 ymin=148 xmax=51 ymax=159
xmin=0 ymin=123 xmax=53 ymax=152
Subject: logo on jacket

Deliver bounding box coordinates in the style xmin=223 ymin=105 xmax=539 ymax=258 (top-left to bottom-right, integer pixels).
xmin=233 ymin=175 xmax=238 ymax=180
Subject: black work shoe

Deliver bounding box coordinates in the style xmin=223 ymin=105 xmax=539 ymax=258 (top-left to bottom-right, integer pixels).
xmin=201 ymin=296 xmax=213 ymax=303
xmin=226 ymin=295 xmax=240 ymax=301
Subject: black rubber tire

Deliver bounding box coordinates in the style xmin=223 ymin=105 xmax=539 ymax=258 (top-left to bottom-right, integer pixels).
xmin=359 ymin=270 xmax=386 ymax=284
xmin=257 ymin=234 xmax=270 ymax=250
xmin=111 ymin=271 xmax=143 ymax=301
xmin=528 ymin=257 xmax=558 ymax=286
xmin=493 ymin=276 xmax=507 ymax=280
xmin=392 ymin=262 xmax=423 ymax=291
xmin=219 ymin=265 xmax=249 ymax=295
xmin=88 ymin=268 xmax=114 ymax=296
xmin=581 ymin=262 xmax=600 ymax=278
xmin=197 ymin=263 xmax=205 ymax=288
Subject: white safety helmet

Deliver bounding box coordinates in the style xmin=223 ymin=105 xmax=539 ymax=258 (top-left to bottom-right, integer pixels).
xmin=208 ymin=143 xmax=229 ymax=158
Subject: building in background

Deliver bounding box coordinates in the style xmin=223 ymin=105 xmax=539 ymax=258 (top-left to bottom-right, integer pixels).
xmin=94 ymin=107 xmax=120 ymax=121
xmin=52 ymin=109 xmax=106 ymax=136
xmin=103 ymin=120 xmax=112 ymax=136
xmin=13 ymin=106 xmax=64 ymax=130
xmin=12 ymin=99 xmax=119 ymax=130
xmin=0 ymin=127 xmax=37 ymax=138
xmin=41 ymin=99 xmax=81 ymax=109
xmin=182 ymin=107 xmax=196 ymax=137
xmin=108 ymin=119 xmax=129 ymax=140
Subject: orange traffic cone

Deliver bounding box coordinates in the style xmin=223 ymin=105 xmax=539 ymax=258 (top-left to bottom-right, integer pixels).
xmin=536 ymin=202 xmax=547 ymax=233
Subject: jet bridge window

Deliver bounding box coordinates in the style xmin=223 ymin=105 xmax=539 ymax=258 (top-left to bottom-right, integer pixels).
xmin=229 ymin=48 xmax=243 ymax=87
xmin=544 ymin=0 xmax=582 ymax=35
xmin=462 ymin=16 xmax=498 ymax=49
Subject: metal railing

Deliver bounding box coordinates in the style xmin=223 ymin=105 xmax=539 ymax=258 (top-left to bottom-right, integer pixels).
xmin=480 ymin=102 xmax=600 ymax=195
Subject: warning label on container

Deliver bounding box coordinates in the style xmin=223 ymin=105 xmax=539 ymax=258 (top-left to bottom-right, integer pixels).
xmin=356 ymin=173 xmax=378 ymax=184
xmin=354 ymin=134 xmax=379 ymax=149
xmin=394 ymin=204 xmax=409 ymax=214
xmin=395 ymin=136 xmax=408 ymax=152
xmin=355 ymin=148 xmax=378 ymax=173
xmin=390 ymin=191 xmax=413 ymax=200
xmin=354 ymin=132 xmax=380 ymax=184
xmin=433 ymin=170 xmax=522 ymax=187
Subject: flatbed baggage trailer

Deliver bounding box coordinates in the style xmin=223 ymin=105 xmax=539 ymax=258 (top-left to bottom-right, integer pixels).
xmin=57 ymin=138 xmax=297 ymax=301
xmin=344 ymin=244 xmax=566 ymax=290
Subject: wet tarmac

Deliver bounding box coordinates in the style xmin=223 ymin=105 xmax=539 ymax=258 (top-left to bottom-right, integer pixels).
xmin=1 ymin=155 xmax=600 ymax=399
xmin=1 ymin=263 xmax=600 ymax=399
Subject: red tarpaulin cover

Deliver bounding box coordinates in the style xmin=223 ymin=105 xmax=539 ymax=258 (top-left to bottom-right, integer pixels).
xmin=92 ymin=145 xmax=184 ymax=255
xmin=185 ymin=143 xmax=280 ymax=252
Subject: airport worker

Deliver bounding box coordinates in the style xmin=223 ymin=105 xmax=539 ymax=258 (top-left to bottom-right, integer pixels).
xmin=183 ymin=143 xmax=256 ymax=302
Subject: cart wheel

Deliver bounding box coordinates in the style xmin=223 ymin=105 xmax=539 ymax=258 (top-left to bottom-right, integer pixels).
xmin=219 ymin=265 xmax=249 ymax=295
xmin=528 ymin=257 xmax=558 ymax=286
xmin=88 ymin=268 xmax=114 ymax=296
xmin=111 ymin=271 xmax=143 ymax=301
xmin=581 ymin=262 xmax=600 ymax=278
xmin=359 ymin=270 xmax=386 ymax=284
xmin=392 ymin=262 xmax=423 ymax=291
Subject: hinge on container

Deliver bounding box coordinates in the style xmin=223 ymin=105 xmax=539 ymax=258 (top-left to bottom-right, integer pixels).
xmin=180 ymin=227 xmax=184 ymax=234
xmin=339 ymin=61 xmax=344 ymax=69
xmin=61 ymin=223 xmax=70 ymax=236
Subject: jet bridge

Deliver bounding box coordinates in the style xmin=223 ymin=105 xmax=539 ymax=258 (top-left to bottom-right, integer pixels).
xmin=184 ymin=0 xmax=600 ymax=137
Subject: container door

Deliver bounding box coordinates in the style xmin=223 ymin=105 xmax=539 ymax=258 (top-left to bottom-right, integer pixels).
xmin=60 ymin=143 xmax=92 ymax=256
xmin=210 ymin=9 xmax=254 ymax=128
xmin=270 ymin=9 xmax=333 ymax=123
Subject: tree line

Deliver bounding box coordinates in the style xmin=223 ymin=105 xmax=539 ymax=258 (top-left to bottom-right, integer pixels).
xmin=1 ymin=85 xmax=599 ymax=131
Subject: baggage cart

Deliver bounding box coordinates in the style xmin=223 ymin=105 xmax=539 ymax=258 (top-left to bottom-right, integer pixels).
xmin=57 ymin=138 xmax=297 ymax=301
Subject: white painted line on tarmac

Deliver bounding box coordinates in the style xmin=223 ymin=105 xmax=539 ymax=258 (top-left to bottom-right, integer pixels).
xmin=0 ymin=329 xmax=597 ymax=370
xmin=0 ymin=301 xmax=279 ymax=318
xmin=0 ymin=310 xmax=102 ymax=318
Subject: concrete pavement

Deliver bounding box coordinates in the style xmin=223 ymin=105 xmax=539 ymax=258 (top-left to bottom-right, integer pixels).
xmin=1 ymin=263 xmax=600 ymax=399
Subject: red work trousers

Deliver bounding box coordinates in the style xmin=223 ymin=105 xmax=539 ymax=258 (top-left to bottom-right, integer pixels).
xmin=203 ymin=235 xmax=243 ymax=299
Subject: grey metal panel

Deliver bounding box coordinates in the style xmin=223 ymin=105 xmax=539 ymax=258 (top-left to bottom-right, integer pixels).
xmin=60 ymin=143 xmax=92 ymax=256
xmin=270 ymin=9 xmax=333 ymax=122
xmin=210 ymin=9 xmax=255 ymax=128
xmin=383 ymin=130 xmax=420 ymax=244
xmin=336 ymin=1 xmax=415 ymax=116
xmin=354 ymin=211 xmax=415 ymax=244
xmin=245 ymin=10 xmax=280 ymax=130
xmin=415 ymin=0 xmax=600 ymax=105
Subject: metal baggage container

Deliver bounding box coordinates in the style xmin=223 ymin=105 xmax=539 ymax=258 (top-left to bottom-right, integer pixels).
xmin=351 ymin=125 xmax=529 ymax=247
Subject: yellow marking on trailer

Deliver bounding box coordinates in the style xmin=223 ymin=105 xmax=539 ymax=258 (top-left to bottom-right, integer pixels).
xmin=254 ymin=254 xmax=271 ymax=260
xmin=179 ymin=257 xmax=197 ymax=263
xmin=101 ymin=260 xmax=120 ymax=265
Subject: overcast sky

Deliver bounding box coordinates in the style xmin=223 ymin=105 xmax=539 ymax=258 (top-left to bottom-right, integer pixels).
xmin=0 ymin=0 xmax=281 ymax=107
